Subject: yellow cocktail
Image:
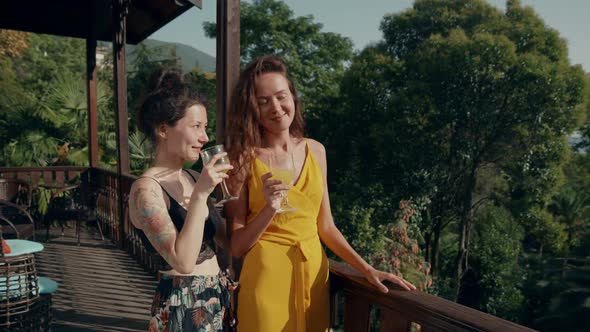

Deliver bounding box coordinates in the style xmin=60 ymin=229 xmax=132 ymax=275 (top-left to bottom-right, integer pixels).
xmin=271 ymin=169 xmax=295 ymax=185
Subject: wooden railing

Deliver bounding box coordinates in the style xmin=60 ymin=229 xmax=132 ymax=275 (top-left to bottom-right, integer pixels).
xmin=0 ymin=166 xmax=163 ymax=274
xmin=0 ymin=166 xmax=537 ymax=331
xmin=329 ymin=260 xmax=535 ymax=332
xmin=0 ymin=166 xmax=88 ymax=186
xmin=88 ymin=167 xmax=163 ymax=274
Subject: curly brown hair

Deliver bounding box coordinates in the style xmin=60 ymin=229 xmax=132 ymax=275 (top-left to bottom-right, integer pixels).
xmin=137 ymin=67 xmax=204 ymax=148
xmin=226 ymin=55 xmax=305 ymax=181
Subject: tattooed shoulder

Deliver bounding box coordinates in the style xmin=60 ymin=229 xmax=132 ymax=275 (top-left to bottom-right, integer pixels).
xmin=129 ymin=179 xmax=169 ymax=230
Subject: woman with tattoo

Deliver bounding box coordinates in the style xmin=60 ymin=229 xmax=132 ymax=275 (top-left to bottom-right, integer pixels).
xmin=129 ymin=68 xmax=236 ymax=332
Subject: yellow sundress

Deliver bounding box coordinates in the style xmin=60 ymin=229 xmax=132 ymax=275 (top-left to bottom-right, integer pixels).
xmin=237 ymin=140 xmax=330 ymax=332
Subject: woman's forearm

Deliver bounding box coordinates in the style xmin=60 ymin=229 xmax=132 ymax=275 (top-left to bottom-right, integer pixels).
xmin=320 ymin=224 xmax=372 ymax=274
xmin=230 ymin=205 xmax=276 ymax=257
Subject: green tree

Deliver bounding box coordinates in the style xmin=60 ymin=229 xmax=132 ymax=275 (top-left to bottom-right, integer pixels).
xmin=185 ymin=69 xmax=217 ymax=140
xmin=204 ymin=0 xmax=353 ymax=121
xmin=0 ymin=33 xmax=117 ymax=167
xmin=329 ymin=0 xmax=587 ymax=304
xmin=467 ymin=205 xmax=525 ymax=321
xmin=548 ymin=187 xmax=590 ymax=255
xmin=0 ymin=29 xmax=29 ymax=58
xmin=13 ymin=34 xmax=85 ymax=97
xmin=577 ymin=75 xmax=590 ymax=150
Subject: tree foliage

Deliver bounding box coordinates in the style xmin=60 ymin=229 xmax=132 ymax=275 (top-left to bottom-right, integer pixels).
xmin=0 ymin=29 xmax=29 ymax=57
xmin=325 ymin=0 xmax=588 ymax=313
xmin=2 ymin=1 xmax=589 ymax=328
xmin=204 ymin=0 xmax=354 ymax=119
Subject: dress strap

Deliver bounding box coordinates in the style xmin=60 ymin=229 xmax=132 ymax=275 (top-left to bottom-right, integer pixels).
xmin=183 ymin=169 xmax=197 ymax=183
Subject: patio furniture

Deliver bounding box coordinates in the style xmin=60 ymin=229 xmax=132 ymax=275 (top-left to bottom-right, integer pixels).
xmin=0 ymin=238 xmax=56 ymax=331
xmin=35 ymin=276 xmax=58 ymax=331
xmin=0 ymin=179 xmax=35 ymax=240
xmin=42 ymin=176 xmax=104 ymax=245
xmin=41 ymin=183 xmax=79 ymax=240
xmin=0 ymin=238 xmax=44 ymax=330
xmin=0 ymin=200 xmax=36 ymax=241
xmin=0 ymin=179 xmax=33 ymax=210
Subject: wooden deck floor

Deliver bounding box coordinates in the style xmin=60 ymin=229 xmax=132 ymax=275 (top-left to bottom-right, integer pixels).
xmin=34 ymin=224 xmax=157 ymax=331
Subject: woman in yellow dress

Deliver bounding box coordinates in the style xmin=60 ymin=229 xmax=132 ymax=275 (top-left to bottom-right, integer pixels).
xmin=225 ymin=55 xmax=416 ymax=332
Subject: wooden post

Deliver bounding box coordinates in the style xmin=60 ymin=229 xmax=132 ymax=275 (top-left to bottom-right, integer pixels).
xmin=215 ymin=0 xmax=240 ymax=144
xmin=112 ymin=0 xmax=130 ymax=248
xmin=344 ymin=290 xmax=371 ymax=332
xmin=86 ymin=37 xmax=99 ymax=168
xmin=112 ymin=0 xmax=130 ymax=175
xmin=379 ymin=307 xmax=412 ymax=332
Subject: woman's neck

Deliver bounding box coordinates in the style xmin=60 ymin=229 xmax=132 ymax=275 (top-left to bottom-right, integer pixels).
xmin=263 ymin=131 xmax=292 ymax=152
xmin=152 ymin=149 xmax=185 ymax=178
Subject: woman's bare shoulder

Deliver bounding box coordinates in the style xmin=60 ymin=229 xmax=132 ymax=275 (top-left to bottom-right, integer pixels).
xmin=131 ymin=171 xmax=160 ymax=191
xmin=305 ymin=138 xmax=326 ymax=157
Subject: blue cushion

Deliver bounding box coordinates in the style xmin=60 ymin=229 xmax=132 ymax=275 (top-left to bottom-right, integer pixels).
xmin=0 ymin=275 xmax=32 ymax=299
xmin=3 ymin=239 xmax=44 ymax=256
xmin=38 ymin=276 xmax=58 ymax=294
xmin=0 ymin=276 xmax=58 ymax=298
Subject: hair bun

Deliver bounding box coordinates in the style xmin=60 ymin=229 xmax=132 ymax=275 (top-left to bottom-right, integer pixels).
xmin=148 ymin=67 xmax=184 ymax=93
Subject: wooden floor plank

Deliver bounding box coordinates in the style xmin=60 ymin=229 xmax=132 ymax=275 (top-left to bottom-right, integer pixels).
xmin=34 ymin=224 xmax=156 ymax=331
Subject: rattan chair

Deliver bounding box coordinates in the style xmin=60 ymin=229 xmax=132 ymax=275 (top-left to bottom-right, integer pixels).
xmin=0 ymin=200 xmax=36 ymax=240
xmin=44 ymin=175 xmax=104 ymax=245
xmin=0 ymin=179 xmax=32 ymax=209
xmin=0 ymin=179 xmax=35 ymax=241
xmin=0 ymin=243 xmax=40 ymax=330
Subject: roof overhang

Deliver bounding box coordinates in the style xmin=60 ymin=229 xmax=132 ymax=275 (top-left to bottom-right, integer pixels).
xmin=0 ymin=0 xmax=202 ymax=44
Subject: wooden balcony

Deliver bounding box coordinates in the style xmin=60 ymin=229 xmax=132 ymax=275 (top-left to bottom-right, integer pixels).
xmin=35 ymin=227 xmax=156 ymax=331
xmin=0 ymin=166 xmax=536 ymax=331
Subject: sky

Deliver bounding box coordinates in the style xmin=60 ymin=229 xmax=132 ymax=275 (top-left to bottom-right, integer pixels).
xmin=151 ymin=0 xmax=589 ymax=72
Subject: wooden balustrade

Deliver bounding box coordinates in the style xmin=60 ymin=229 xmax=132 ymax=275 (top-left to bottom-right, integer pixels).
xmin=0 ymin=166 xmax=88 ymax=188
xmin=0 ymin=166 xmax=538 ymax=331
xmin=89 ymin=168 xmax=162 ymax=274
xmin=329 ymin=260 xmax=536 ymax=332
xmin=88 ymin=168 xmax=121 ymax=243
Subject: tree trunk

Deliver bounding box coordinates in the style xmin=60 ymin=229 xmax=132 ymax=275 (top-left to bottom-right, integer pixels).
xmin=432 ymin=220 xmax=442 ymax=277
xmin=454 ymin=168 xmax=478 ymax=303
xmin=423 ymin=208 xmax=433 ymax=263
xmin=424 ymin=231 xmax=431 ymax=263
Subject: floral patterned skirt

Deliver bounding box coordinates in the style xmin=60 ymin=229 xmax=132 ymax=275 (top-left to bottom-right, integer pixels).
xmin=149 ymin=272 xmax=237 ymax=332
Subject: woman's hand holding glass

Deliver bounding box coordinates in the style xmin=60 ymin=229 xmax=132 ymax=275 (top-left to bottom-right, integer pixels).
xmin=269 ymin=151 xmax=297 ymax=213
xmin=260 ymin=172 xmax=291 ymax=212
xmin=197 ymin=147 xmax=235 ymax=204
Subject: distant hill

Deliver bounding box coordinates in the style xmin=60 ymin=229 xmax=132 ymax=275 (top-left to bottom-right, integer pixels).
xmin=126 ymin=39 xmax=216 ymax=73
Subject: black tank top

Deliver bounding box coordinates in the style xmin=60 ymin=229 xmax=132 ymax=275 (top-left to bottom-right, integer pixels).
xmin=136 ymin=170 xmax=216 ymax=270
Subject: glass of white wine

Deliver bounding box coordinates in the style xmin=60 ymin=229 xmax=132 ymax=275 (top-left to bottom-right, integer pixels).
xmin=200 ymin=144 xmax=239 ymax=206
xmin=270 ymin=150 xmax=297 ymax=213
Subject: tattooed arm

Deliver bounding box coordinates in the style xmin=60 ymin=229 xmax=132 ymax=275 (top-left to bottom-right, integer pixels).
xmin=129 ymin=178 xmax=208 ymax=273
xmin=129 ymin=154 xmax=232 ymax=274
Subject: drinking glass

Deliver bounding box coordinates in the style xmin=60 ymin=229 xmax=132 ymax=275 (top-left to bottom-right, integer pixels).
xmin=200 ymin=144 xmax=238 ymax=206
xmin=270 ymin=151 xmax=297 ymax=213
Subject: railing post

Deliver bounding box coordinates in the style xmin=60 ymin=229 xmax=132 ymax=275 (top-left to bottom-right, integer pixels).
xmin=112 ymin=0 xmax=130 ymax=249
xmin=343 ymin=289 xmax=371 ymax=332
xmin=379 ymin=308 xmax=412 ymax=332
